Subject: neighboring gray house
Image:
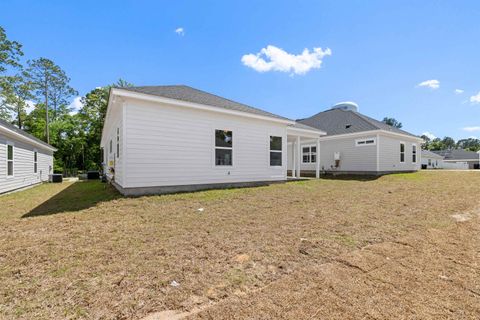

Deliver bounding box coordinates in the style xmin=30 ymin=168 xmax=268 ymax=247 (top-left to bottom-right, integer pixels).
xmin=0 ymin=119 xmax=56 ymax=194
xmin=291 ymin=102 xmax=423 ymax=175
xmin=433 ymin=149 xmax=480 ymax=169
xmin=421 ymin=149 xmax=444 ymax=169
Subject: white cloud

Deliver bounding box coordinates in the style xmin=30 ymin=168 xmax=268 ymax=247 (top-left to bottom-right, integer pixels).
xmin=69 ymin=96 xmax=83 ymax=115
xmin=455 ymin=89 xmax=464 ymax=94
xmin=470 ymin=92 xmax=480 ymax=104
xmin=462 ymin=126 xmax=480 ymax=132
xmin=422 ymin=131 xmax=437 ymax=140
xmin=25 ymin=100 xmax=35 ymax=114
xmin=175 ymin=27 xmax=185 ymax=36
xmin=241 ymin=45 xmax=332 ymax=75
xmin=417 ymin=79 xmax=440 ymax=90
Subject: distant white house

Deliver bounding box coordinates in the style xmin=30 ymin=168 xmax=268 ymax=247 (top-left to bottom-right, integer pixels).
xmin=292 ymin=102 xmax=423 ymax=175
xmin=432 ymin=149 xmax=480 ymax=170
xmin=421 ymin=149 xmax=444 ymax=169
xmin=101 ymin=86 xmax=421 ymax=196
xmin=0 ymin=119 xmax=55 ymax=194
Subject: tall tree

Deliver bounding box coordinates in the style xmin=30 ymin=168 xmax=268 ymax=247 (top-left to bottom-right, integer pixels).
xmin=382 ymin=117 xmax=403 ymax=128
xmin=442 ymin=136 xmax=456 ymax=150
xmin=78 ymin=79 xmax=132 ymax=169
xmin=0 ymin=72 xmax=33 ymax=128
xmin=49 ymin=68 xmax=77 ymax=120
xmin=25 ymin=58 xmax=75 ymax=144
xmin=0 ymin=26 xmax=23 ymax=74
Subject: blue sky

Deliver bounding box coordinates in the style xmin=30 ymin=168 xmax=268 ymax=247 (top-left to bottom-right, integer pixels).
xmin=1 ymin=0 xmax=479 ymax=140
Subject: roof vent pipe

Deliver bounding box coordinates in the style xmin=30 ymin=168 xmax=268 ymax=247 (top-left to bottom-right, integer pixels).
xmin=331 ymin=102 xmax=359 ymax=112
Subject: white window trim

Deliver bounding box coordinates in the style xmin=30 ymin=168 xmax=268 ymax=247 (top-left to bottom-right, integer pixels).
xmin=302 ymin=144 xmax=317 ymax=164
xmin=33 ymin=149 xmax=38 ymax=174
xmin=400 ymin=141 xmax=406 ymax=163
xmin=355 ymin=137 xmax=377 ymax=147
xmin=6 ymin=142 xmax=14 ymax=178
xmin=412 ymin=144 xmax=417 ymax=163
xmin=213 ymin=128 xmax=234 ymax=167
xmin=269 ymin=135 xmax=283 ymax=167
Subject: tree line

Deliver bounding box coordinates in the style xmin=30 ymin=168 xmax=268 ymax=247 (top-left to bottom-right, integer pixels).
xmin=0 ymin=26 xmax=131 ymax=173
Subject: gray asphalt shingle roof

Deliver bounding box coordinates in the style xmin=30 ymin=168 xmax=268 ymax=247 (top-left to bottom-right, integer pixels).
xmin=421 ymin=149 xmax=444 ymax=159
xmin=118 ymin=85 xmax=291 ymax=121
xmin=298 ymin=108 xmax=419 ymax=138
xmin=432 ymin=149 xmax=480 ymax=160
xmin=0 ymin=118 xmax=55 ymax=150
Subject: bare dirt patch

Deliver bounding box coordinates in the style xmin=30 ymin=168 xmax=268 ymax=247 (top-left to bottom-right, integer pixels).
xmin=0 ymin=171 xmax=479 ymax=319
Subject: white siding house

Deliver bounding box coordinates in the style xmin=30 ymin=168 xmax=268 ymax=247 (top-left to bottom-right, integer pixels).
xmin=292 ymin=102 xmax=423 ymax=175
xmin=101 ymin=86 xmax=325 ymax=195
xmin=0 ymin=119 xmax=55 ymax=194
xmin=421 ymin=150 xmax=444 ymax=169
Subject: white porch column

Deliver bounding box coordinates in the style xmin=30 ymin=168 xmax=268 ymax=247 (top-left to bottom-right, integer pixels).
xmin=316 ymin=138 xmax=320 ymax=178
xmin=291 ymin=141 xmax=296 ymax=178
xmin=296 ymin=136 xmax=301 ymax=178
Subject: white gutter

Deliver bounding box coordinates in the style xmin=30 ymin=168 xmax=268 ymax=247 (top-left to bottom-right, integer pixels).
xmin=0 ymin=126 xmax=56 ymax=152
xmin=319 ymin=129 xmax=423 ymax=142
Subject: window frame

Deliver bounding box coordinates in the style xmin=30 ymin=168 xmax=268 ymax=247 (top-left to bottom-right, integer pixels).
xmin=412 ymin=144 xmax=417 ymax=163
xmin=109 ymin=139 xmax=112 ymax=154
xmin=214 ymin=129 xmax=233 ymax=167
xmin=269 ymin=135 xmax=283 ymax=167
xmin=400 ymin=142 xmax=405 ymax=163
xmin=6 ymin=142 xmax=14 ymax=178
xmin=355 ymin=137 xmax=376 ymax=147
xmin=302 ymin=145 xmax=317 ymax=164
xmin=33 ymin=150 xmax=38 ymax=174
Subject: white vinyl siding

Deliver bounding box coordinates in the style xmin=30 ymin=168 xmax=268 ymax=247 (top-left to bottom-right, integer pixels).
xmin=0 ymin=135 xmax=53 ymax=194
xmin=319 ymin=136 xmax=377 ymax=172
xmin=101 ymin=101 xmax=124 ymax=186
xmin=123 ymin=98 xmax=287 ymax=188
xmin=378 ymin=134 xmax=420 ymax=172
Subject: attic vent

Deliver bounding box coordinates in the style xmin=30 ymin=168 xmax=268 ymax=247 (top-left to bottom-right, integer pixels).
xmin=345 ymin=124 xmax=352 ymax=129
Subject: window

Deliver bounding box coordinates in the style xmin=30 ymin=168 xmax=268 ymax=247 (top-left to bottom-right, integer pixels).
xmin=109 ymin=140 xmax=112 ymax=153
xmin=412 ymin=144 xmax=417 ymax=163
xmin=302 ymin=146 xmax=317 ymax=163
xmin=7 ymin=144 xmax=13 ymax=176
xmin=400 ymin=142 xmax=405 ymax=163
xmin=215 ymin=129 xmax=233 ymax=166
xmin=428 ymin=159 xmax=432 ymax=166
xmin=116 ymin=128 xmax=120 ymax=158
xmin=269 ymin=136 xmax=282 ymax=166
xmin=355 ymin=138 xmax=376 ymax=146
xmin=34 ymin=151 xmax=38 ymax=173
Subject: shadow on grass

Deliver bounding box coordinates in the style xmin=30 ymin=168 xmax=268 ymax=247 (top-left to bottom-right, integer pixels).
xmin=319 ymin=174 xmax=381 ymax=181
xmin=22 ymin=181 xmax=121 ymax=218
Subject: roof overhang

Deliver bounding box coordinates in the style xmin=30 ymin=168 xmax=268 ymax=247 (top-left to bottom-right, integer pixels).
xmin=318 ymin=129 xmax=424 ymax=142
xmin=286 ymin=126 xmax=327 ymax=138
xmin=0 ymin=125 xmax=57 ymax=152
xmin=111 ymin=87 xmax=295 ymax=125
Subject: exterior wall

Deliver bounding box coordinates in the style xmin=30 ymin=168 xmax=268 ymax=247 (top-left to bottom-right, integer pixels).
xmin=102 ymin=101 xmax=124 ymax=187
xmin=421 ymin=156 xmax=443 ymax=169
xmin=442 ymin=161 xmax=469 ymax=170
xmin=0 ymin=134 xmax=53 ymax=194
xmin=378 ymin=134 xmax=421 ymax=172
xmin=122 ymin=98 xmax=288 ymax=188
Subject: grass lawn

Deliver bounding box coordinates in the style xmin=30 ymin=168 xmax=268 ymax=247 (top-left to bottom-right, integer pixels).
xmin=0 ymin=171 xmax=479 ymax=319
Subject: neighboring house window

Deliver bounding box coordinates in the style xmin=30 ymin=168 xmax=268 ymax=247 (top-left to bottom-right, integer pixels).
xmin=436 ymin=160 xmax=438 ymax=166
xmin=355 ymin=138 xmax=376 ymax=146
xmin=412 ymin=145 xmax=417 ymax=163
xmin=400 ymin=142 xmax=405 ymax=163
xmin=215 ymin=129 xmax=233 ymax=166
xmin=7 ymin=144 xmax=13 ymax=176
xmin=109 ymin=140 xmax=112 ymax=153
xmin=428 ymin=159 xmax=432 ymax=166
xmin=116 ymin=128 xmax=120 ymax=158
xmin=270 ymin=136 xmax=282 ymax=166
xmin=34 ymin=151 xmax=38 ymax=173
xmin=302 ymin=146 xmax=317 ymax=163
